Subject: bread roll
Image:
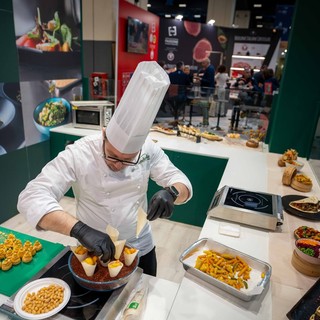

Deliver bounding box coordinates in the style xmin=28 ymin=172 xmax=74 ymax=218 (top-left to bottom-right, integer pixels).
xmin=282 ymin=166 xmax=297 ymax=185
xmin=246 ymin=138 xmax=259 ymax=148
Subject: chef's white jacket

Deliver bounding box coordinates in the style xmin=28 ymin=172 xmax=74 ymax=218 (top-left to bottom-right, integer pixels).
xmin=18 ymin=134 xmax=193 ymax=256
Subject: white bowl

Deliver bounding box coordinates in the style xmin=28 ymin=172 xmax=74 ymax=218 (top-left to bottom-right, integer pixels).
xmin=295 ymin=238 xmax=320 ymax=265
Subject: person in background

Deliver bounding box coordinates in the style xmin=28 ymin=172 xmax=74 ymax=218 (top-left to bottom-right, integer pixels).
xmin=168 ymin=61 xmax=191 ymax=121
xmin=261 ymin=68 xmax=280 ymax=109
xmin=17 ymin=62 xmax=193 ymax=277
xmin=253 ymin=64 xmax=268 ymax=89
xmin=183 ymin=65 xmax=194 ymax=83
xmin=233 ymin=68 xmax=262 ymax=105
xmin=214 ymin=65 xmax=230 ymax=117
xmin=196 ymin=58 xmax=215 ymax=96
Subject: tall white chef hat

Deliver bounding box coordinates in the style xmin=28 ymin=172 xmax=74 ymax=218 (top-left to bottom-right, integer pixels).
xmin=106 ymin=61 xmax=170 ymax=154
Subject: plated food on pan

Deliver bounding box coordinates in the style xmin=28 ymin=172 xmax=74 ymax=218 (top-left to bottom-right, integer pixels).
xmin=289 ymin=196 xmax=320 ymax=214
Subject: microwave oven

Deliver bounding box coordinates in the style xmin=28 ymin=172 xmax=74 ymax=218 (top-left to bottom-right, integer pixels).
xmin=71 ymin=100 xmax=114 ymax=130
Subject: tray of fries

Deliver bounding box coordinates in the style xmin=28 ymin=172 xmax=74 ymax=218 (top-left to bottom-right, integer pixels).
xmin=179 ymin=238 xmax=272 ymax=301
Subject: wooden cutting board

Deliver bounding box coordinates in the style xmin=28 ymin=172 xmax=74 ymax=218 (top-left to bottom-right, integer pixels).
xmin=0 ymin=226 xmax=65 ymax=297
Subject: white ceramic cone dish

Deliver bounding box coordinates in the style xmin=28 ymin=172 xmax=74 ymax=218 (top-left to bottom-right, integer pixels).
xmin=124 ymin=249 xmax=139 ymax=266
xmin=114 ymin=240 xmax=126 ymax=259
xmin=106 ymin=225 xmax=119 ymax=242
xmin=81 ymin=260 xmax=97 ymax=277
xmin=108 ymin=261 xmax=123 ymax=278
xmin=71 ymin=246 xmax=88 ymax=262
xmin=136 ymin=207 xmax=147 ymax=237
xmin=106 ymin=61 xmax=170 ymax=154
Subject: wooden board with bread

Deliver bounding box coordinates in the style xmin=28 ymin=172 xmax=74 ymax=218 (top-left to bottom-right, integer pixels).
xmin=150 ymin=126 xmax=177 ymax=135
xmin=201 ymin=131 xmax=223 ymax=141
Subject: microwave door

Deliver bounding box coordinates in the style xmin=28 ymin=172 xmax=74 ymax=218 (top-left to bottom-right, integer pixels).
xmin=74 ymin=109 xmax=102 ymax=129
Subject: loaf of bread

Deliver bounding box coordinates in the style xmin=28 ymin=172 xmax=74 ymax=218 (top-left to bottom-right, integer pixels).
xmin=246 ymin=138 xmax=259 ymax=148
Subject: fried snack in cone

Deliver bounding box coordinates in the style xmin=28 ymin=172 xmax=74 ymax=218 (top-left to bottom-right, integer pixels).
xmin=71 ymin=245 xmax=88 ymax=262
xmin=114 ymin=239 xmax=126 ymax=259
xmin=81 ymin=256 xmax=97 ymax=276
xmin=124 ymin=247 xmax=139 ymax=266
xmin=106 ymin=225 xmax=119 ymax=242
xmin=108 ymin=260 xmax=123 ymax=277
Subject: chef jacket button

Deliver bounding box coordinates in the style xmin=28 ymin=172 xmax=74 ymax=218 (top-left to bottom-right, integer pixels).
xmin=137 ymin=185 xmax=141 ymax=189
xmin=111 ymin=208 xmax=115 ymax=212
xmin=104 ymin=174 xmax=107 ymax=177
xmin=136 ymin=201 xmax=140 ymax=205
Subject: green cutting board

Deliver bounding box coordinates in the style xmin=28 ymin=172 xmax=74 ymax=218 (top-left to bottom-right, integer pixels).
xmin=0 ymin=226 xmax=65 ymax=297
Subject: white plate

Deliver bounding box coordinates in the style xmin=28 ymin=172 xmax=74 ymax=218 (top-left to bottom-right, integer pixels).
xmin=13 ymin=278 xmax=71 ymax=320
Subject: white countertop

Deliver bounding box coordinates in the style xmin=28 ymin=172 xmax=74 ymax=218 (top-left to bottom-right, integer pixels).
xmin=4 ymin=124 xmax=319 ymax=319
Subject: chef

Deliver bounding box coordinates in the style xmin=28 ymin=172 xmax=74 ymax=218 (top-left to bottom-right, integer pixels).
xmin=17 ymin=61 xmax=193 ymax=276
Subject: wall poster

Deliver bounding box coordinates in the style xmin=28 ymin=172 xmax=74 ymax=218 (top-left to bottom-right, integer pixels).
xmin=11 ymin=0 xmax=83 ymax=147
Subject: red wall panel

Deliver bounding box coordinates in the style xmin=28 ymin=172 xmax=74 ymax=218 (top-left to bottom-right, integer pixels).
xmin=117 ymin=0 xmax=160 ymax=102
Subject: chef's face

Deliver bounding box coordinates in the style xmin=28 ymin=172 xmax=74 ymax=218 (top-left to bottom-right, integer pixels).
xmin=103 ymin=138 xmax=141 ymax=172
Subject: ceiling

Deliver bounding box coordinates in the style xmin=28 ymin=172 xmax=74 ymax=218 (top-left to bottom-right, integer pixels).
xmin=147 ymin=0 xmax=296 ymax=29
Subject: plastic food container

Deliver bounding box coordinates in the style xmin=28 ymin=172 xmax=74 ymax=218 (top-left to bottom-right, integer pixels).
xmin=179 ymin=238 xmax=272 ymax=301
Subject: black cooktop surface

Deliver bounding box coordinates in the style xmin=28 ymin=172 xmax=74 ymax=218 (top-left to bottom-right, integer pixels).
xmin=224 ymin=187 xmax=274 ymax=215
xmin=40 ymin=251 xmax=112 ymax=320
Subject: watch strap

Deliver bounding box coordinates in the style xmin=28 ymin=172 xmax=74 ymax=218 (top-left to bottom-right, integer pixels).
xmin=165 ymin=186 xmax=179 ymax=201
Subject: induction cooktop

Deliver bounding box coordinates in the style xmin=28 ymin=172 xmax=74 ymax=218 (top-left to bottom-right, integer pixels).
xmin=207 ymin=186 xmax=284 ymax=231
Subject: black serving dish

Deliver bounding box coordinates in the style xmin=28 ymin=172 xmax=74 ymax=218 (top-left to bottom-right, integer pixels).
xmin=287 ymin=278 xmax=320 ymax=319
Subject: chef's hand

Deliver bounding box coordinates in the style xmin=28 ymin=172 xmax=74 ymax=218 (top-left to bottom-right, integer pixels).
xmin=70 ymin=221 xmax=115 ymax=262
xmin=147 ymin=190 xmax=174 ymax=221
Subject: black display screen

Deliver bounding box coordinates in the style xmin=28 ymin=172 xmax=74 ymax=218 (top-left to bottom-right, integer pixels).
xmin=224 ymin=187 xmax=273 ymax=215
xmin=76 ymin=110 xmax=100 ymax=125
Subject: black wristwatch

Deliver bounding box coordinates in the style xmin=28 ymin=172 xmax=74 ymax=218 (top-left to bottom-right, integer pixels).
xmin=165 ymin=185 xmax=180 ymax=201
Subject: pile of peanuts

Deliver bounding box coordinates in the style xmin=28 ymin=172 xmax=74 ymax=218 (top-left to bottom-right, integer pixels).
xmin=22 ymin=284 xmax=64 ymax=314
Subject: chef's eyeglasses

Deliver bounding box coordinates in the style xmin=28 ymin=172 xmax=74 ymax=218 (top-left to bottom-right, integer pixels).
xmin=103 ymin=140 xmax=141 ymax=166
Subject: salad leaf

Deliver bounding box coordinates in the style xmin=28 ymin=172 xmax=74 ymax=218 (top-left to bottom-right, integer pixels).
xmin=53 ymin=11 xmax=60 ymax=38
xmin=61 ymin=24 xmax=72 ymax=49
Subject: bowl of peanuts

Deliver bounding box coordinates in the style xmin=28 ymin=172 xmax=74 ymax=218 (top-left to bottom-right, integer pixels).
xmin=13 ymin=278 xmax=71 ymax=319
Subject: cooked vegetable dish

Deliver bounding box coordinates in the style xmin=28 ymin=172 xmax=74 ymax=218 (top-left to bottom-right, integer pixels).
xmin=38 ymin=100 xmax=67 ymax=126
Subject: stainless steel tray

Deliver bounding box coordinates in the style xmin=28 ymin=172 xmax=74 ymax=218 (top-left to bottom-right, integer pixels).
xmin=179 ymin=238 xmax=272 ymax=301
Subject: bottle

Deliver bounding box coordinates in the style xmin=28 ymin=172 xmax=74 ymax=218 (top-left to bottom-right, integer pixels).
xmin=122 ymin=287 xmax=147 ymax=320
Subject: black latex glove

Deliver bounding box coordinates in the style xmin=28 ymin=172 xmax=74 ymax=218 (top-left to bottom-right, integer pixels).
xmin=70 ymin=221 xmax=115 ymax=262
xmin=147 ymin=189 xmax=175 ymax=221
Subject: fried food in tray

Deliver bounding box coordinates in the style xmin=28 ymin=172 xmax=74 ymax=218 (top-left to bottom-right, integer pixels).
xmin=179 ymin=238 xmax=271 ymax=301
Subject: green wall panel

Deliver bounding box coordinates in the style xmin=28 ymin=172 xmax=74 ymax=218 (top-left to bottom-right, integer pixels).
xmin=268 ymin=0 xmax=320 ymax=157
xmin=0 ymin=0 xmax=20 ymax=82
xmin=0 ymin=149 xmax=29 ymax=223
xmin=27 ymin=141 xmax=51 ymax=180
xmin=0 ymin=141 xmax=51 ymax=223
xmin=147 ymin=150 xmax=227 ymax=227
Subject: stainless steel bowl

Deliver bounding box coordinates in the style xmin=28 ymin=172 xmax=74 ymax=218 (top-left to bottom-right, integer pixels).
xmin=68 ymin=252 xmax=139 ymax=291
